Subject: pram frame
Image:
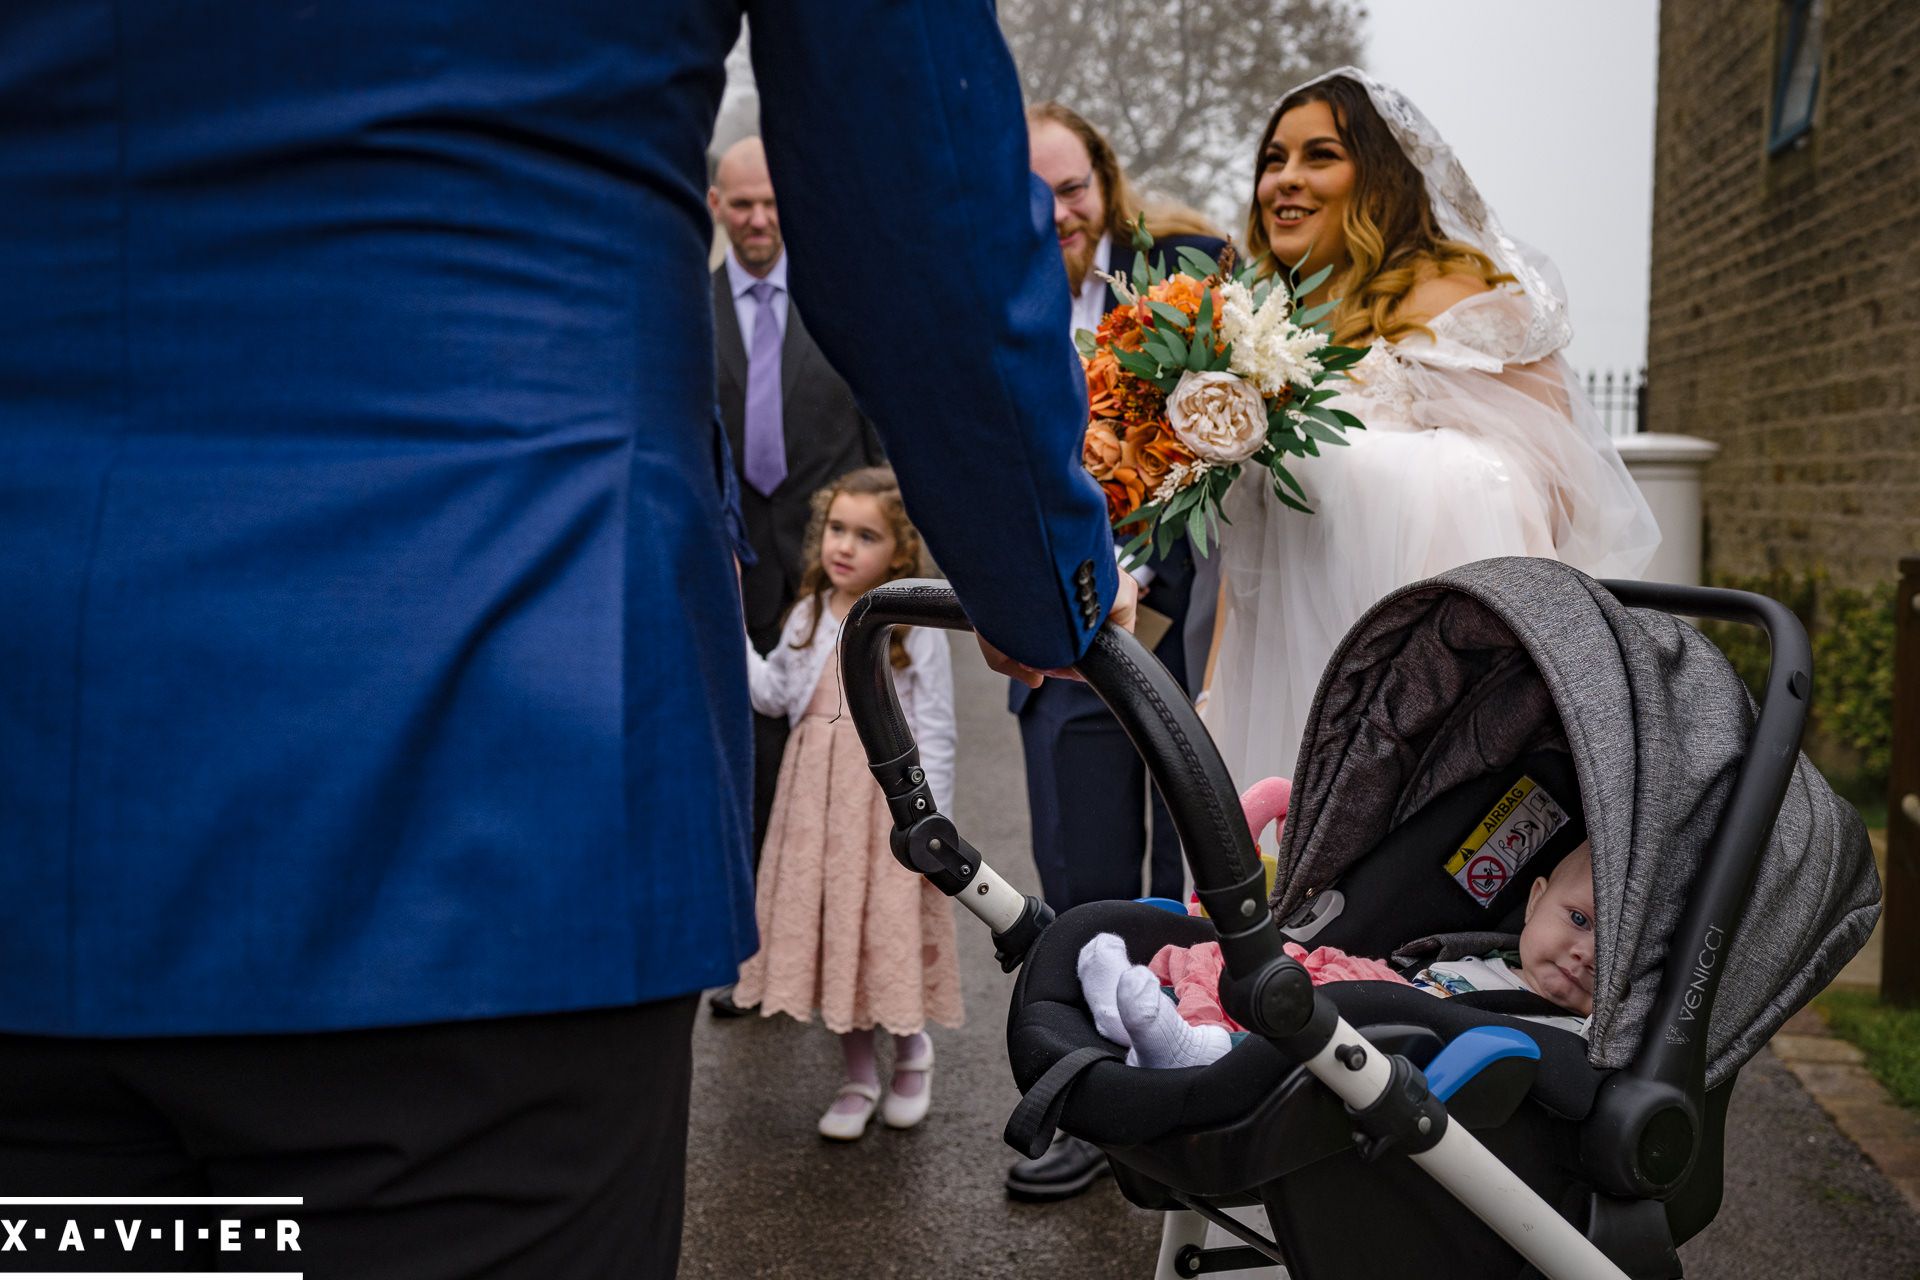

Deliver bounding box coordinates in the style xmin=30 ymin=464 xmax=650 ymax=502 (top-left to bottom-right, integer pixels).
xmin=838 ymin=573 xmax=1811 ymax=1280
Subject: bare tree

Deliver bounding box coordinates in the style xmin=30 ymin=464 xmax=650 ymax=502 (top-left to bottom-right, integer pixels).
xmin=1001 ymin=0 xmax=1366 ymax=231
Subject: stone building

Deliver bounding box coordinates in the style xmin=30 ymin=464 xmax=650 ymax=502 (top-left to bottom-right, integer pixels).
xmin=1646 ymin=0 xmax=1919 ymax=589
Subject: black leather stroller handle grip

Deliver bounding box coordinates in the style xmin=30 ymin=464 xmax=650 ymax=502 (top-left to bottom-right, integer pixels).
xmin=839 ymin=580 xmax=1268 ymax=905
xmin=1597 ymin=579 xmax=1813 ymax=1099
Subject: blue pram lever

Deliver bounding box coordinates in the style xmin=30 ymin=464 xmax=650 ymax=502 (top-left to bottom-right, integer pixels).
xmin=1426 ymin=1025 xmax=1542 ymax=1104
xmin=838 ymin=561 xmax=1866 ymax=1280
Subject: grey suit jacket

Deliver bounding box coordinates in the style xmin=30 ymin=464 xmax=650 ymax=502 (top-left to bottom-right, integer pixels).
xmin=714 ymin=264 xmax=884 ymax=651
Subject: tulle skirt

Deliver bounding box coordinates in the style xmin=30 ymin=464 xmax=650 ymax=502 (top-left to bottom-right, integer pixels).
xmin=1206 ymin=350 xmax=1657 ymax=792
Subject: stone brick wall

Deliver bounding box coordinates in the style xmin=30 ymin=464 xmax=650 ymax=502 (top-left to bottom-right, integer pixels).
xmin=1647 ymin=0 xmax=1920 ymax=588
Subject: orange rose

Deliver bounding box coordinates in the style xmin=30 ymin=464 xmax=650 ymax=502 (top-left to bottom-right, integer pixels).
xmin=1145 ymin=273 xmax=1208 ymax=318
xmin=1084 ymin=350 xmax=1123 ymax=419
xmin=1102 ymin=466 xmax=1148 ymax=527
xmin=1083 ymin=421 xmax=1123 ymax=479
xmin=1130 ymin=422 xmax=1196 ymax=495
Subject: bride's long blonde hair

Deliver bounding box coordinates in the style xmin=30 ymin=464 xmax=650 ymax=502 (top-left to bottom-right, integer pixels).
xmin=1242 ymin=75 xmax=1513 ymax=348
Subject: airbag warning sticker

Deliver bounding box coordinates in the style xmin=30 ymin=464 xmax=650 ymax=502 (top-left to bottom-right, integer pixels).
xmin=1445 ymin=776 xmax=1568 ymax=906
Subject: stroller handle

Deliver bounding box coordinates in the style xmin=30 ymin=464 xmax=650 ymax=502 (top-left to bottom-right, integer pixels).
xmin=1597 ymin=580 xmax=1810 ymax=1092
xmin=840 ymin=581 xmax=1300 ymax=1013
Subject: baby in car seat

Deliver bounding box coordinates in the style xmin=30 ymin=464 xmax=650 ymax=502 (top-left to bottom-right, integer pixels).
xmin=1079 ymin=843 xmax=1596 ymax=1069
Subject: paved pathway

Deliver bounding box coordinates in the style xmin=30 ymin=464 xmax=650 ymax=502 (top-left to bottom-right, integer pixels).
xmin=683 ymin=637 xmax=1920 ymax=1277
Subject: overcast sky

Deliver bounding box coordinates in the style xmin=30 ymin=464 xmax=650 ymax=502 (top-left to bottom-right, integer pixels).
xmin=1357 ymin=0 xmax=1659 ymax=375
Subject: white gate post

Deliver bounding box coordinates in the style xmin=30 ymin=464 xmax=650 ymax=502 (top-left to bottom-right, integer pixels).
xmin=1612 ymin=433 xmax=1721 ymax=585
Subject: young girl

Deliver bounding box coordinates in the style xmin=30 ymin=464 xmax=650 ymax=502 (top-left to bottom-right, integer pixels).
xmin=732 ymin=466 xmax=962 ymax=1140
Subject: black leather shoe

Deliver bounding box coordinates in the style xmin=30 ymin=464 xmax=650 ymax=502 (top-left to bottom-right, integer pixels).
xmin=707 ymin=985 xmax=755 ymax=1018
xmin=1005 ymin=1135 xmax=1110 ymax=1202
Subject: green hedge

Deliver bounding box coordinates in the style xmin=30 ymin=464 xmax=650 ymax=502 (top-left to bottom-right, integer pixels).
xmin=1698 ymin=570 xmax=1896 ymax=804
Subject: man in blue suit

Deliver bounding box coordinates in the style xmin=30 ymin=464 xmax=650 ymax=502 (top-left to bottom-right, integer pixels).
xmin=0 ymin=3 xmax=1127 ymax=1274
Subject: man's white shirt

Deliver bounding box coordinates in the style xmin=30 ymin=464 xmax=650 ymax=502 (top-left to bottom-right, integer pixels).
xmin=1068 ymin=233 xmax=1113 ymax=344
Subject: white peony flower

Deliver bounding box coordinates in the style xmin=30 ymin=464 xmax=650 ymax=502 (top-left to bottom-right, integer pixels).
xmin=1166 ymin=371 xmax=1268 ymax=464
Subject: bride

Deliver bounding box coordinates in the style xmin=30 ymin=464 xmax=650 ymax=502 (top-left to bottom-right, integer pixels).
xmin=1203 ymin=68 xmax=1659 ymax=788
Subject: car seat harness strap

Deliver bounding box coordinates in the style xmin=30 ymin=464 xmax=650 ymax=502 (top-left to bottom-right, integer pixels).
xmin=1003 ymin=1045 xmax=1121 ymax=1158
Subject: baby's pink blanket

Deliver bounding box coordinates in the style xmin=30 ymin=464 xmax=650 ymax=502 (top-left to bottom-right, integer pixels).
xmin=1147 ymin=941 xmax=1409 ymax=1032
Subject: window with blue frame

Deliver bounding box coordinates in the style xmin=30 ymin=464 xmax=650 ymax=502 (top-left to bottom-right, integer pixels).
xmin=1769 ymin=0 xmax=1823 ymax=154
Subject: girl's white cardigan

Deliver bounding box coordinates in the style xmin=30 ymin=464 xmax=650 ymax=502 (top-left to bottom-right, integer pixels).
xmin=744 ymin=595 xmax=956 ymax=813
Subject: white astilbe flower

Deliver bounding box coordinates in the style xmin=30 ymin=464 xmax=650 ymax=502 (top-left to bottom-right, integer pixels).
xmin=1221 ymin=284 xmax=1329 ymax=395
xmin=1151 ymin=459 xmax=1212 ymax=503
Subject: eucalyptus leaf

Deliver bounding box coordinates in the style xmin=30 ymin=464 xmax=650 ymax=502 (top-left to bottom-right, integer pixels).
xmin=1162 ymin=484 xmax=1203 ymax=516
xmin=1154 ymin=513 xmax=1176 ymax=560
xmin=1330 ymin=409 xmax=1364 ymax=429
xmin=1275 ymin=488 xmax=1315 ymax=515
xmin=1132 ymin=250 xmax=1152 ymax=288
xmin=1074 ymin=329 xmax=1097 ymax=360
xmin=1301 ymin=419 xmax=1349 ymax=446
xmin=1293 ymin=298 xmax=1337 ymax=328
xmin=1175 ymin=246 xmax=1220 ymax=279
xmin=1145 ymin=300 xmax=1192 ymax=331
xmin=1291 ymin=262 xmax=1334 ymax=300
xmin=1186 ymin=502 xmax=1210 ymax=556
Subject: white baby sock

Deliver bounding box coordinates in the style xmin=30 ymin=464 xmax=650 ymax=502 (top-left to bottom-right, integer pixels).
xmin=1076 ymin=932 xmax=1135 ymax=1047
xmin=1118 ymin=965 xmax=1233 ymax=1069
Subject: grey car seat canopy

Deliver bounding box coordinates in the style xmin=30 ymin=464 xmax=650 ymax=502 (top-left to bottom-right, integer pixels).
xmin=1274 ymin=557 xmax=1880 ymax=1088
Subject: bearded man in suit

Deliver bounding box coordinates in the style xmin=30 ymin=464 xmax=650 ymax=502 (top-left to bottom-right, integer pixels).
xmin=1004 ymin=101 xmax=1227 ymax=1204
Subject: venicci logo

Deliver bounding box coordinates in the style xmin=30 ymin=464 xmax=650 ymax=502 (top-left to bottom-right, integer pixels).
xmin=1676 ymin=924 xmax=1726 ymax=1023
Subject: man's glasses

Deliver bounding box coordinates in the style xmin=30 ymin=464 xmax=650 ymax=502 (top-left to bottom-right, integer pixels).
xmin=1049 ymin=171 xmax=1096 ymax=204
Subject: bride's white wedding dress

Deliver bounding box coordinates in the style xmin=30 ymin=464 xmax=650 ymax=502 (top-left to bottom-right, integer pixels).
xmin=1207 ymin=285 xmax=1658 ymax=788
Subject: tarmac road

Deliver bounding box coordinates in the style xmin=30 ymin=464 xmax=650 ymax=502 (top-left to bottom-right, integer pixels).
xmin=683 ymin=635 xmax=1920 ymax=1278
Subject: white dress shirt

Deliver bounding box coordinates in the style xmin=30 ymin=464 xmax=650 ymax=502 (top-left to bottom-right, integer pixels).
xmin=744 ymin=597 xmax=956 ymax=813
xmin=725 ymin=248 xmax=791 ymax=350
xmin=1068 ymin=233 xmax=1114 ymax=342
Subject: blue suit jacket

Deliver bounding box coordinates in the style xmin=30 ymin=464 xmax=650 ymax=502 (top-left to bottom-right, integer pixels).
xmin=0 ymin=1 xmax=1113 ymax=1036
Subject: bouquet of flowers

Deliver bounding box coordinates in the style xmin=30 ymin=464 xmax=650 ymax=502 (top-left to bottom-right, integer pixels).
xmin=1079 ymin=221 xmax=1368 ymax=563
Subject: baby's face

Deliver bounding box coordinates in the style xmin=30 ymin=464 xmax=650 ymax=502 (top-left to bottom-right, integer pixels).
xmin=1518 ymin=845 xmax=1596 ymax=1016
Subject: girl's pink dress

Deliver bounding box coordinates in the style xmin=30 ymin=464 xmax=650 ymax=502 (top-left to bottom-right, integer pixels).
xmin=733 ymin=662 xmax=964 ymax=1035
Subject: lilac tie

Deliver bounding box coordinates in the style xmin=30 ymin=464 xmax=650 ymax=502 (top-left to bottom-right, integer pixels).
xmin=742 ymin=280 xmax=786 ymax=497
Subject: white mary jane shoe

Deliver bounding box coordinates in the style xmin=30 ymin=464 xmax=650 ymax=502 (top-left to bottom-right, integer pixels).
xmin=882 ymin=1039 xmax=934 ymax=1130
xmin=817 ymin=1081 xmax=882 ymax=1141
